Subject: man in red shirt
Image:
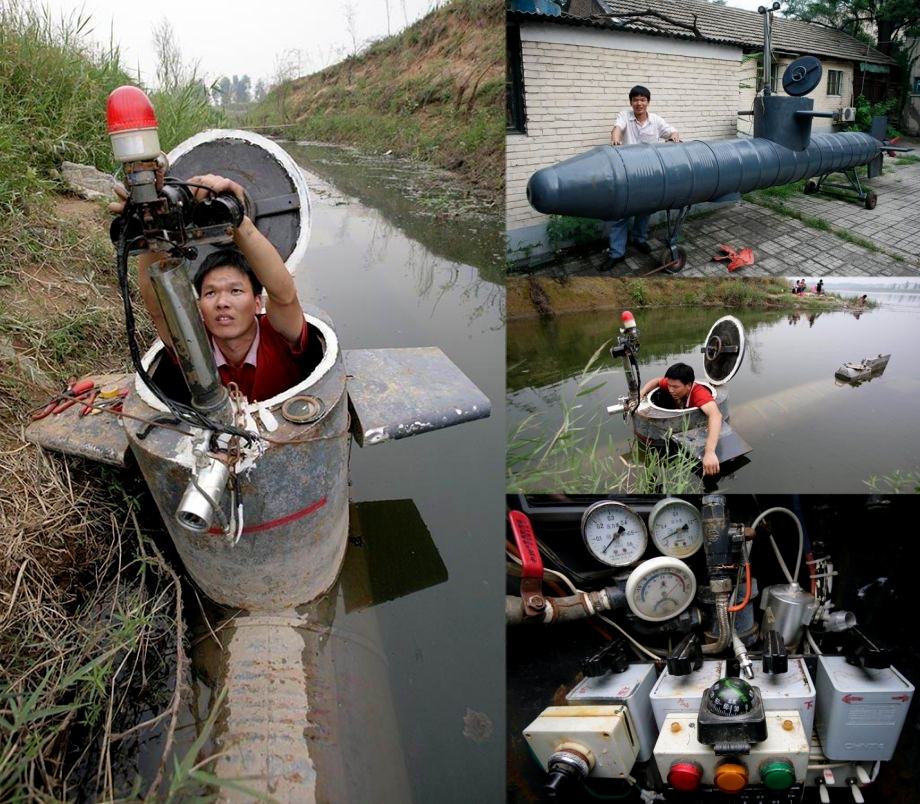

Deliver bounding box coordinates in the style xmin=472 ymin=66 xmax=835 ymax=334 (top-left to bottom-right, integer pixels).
xmin=116 ymin=174 xmax=309 ymax=401
xmin=639 ymin=362 xmax=723 ymax=476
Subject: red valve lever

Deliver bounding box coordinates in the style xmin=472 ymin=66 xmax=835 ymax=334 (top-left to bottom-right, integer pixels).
xmin=508 ymin=510 xmax=546 ymax=617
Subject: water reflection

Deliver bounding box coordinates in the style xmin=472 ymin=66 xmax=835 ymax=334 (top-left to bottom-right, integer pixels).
xmin=508 ymin=304 xmax=920 ymax=492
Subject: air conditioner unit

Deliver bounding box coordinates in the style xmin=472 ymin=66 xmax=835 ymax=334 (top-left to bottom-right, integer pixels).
xmin=838 ymin=106 xmax=856 ymax=123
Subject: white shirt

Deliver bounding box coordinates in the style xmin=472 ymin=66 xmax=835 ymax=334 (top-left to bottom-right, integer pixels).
xmin=613 ymin=110 xmax=675 ymax=145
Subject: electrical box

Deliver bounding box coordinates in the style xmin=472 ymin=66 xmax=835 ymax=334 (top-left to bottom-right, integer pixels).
xmin=523 ymin=705 xmax=639 ymax=779
xmin=566 ymin=663 xmax=658 ymax=761
xmin=653 ymin=710 xmax=810 ymax=785
xmin=751 ymin=658 xmax=816 ymax=738
xmin=649 ymin=660 xmax=726 ymax=729
xmin=814 ymin=656 xmax=914 ymax=761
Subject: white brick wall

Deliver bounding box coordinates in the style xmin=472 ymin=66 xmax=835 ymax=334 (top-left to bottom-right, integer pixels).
xmin=507 ymin=29 xmax=743 ymax=236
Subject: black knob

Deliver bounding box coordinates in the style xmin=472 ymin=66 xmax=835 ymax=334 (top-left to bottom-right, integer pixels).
xmin=667 ymin=633 xmax=703 ymax=677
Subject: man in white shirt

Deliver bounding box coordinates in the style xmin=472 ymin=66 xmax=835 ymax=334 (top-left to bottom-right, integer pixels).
xmin=603 ymin=85 xmax=681 ymax=270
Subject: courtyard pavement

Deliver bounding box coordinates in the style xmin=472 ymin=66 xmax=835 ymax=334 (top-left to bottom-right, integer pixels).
xmin=531 ymin=141 xmax=920 ymax=279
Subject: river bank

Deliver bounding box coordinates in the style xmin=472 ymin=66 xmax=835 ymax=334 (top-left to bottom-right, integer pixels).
xmin=507 ymin=276 xmax=874 ymax=320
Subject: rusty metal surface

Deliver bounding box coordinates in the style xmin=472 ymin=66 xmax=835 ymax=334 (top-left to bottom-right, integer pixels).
xmin=124 ymin=344 xmax=350 ymax=610
xmin=23 ymin=372 xmax=132 ymax=466
xmin=344 ymin=347 xmax=491 ymax=447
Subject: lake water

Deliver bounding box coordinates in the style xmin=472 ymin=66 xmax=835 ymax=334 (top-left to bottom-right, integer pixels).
xmin=508 ymin=299 xmax=920 ymax=493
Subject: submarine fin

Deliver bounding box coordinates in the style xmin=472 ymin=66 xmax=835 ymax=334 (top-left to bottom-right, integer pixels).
xmin=670 ymin=422 xmax=752 ymax=464
xmin=344 ymin=347 xmax=490 ymax=447
xmin=23 ymin=372 xmax=132 ymax=467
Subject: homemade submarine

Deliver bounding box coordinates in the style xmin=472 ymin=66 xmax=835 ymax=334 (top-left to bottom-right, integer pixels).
xmin=525 ymin=4 xmax=909 ymax=272
xmin=606 ymin=310 xmax=752 ymax=467
xmin=507 ymin=494 xmax=918 ymax=803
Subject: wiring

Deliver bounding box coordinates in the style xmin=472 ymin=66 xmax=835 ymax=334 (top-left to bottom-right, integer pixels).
xmin=752 ymin=506 xmax=804 ymax=585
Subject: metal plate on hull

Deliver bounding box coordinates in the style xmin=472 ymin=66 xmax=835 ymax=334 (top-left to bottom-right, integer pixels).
xmin=344 ymin=347 xmax=490 ymax=446
xmin=702 ymin=316 xmax=745 ymax=386
xmin=671 ymin=422 xmax=752 ymax=463
xmin=23 ymin=372 xmax=132 ymax=466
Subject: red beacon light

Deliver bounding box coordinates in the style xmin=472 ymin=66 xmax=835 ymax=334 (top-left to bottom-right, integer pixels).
xmin=621 ymin=310 xmax=637 ymax=330
xmin=106 ymin=86 xmax=161 ymax=163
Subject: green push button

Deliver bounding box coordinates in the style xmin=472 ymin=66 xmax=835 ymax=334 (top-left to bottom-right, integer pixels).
xmin=760 ymin=758 xmax=796 ymax=790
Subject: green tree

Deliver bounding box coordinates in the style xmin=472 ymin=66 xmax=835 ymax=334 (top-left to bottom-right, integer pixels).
xmin=783 ymin=0 xmax=920 ymax=55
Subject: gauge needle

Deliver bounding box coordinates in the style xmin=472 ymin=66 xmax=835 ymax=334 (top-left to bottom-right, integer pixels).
xmin=604 ymin=525 xmax=626 ymax=553
xmin=666 ymin=524 xmax=689 ymax=540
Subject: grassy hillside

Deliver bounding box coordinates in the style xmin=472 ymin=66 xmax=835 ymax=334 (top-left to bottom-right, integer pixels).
xmin=248 ymin=0 xmax=503 ymax=200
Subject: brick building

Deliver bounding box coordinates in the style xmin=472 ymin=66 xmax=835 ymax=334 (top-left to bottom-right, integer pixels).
xmin=506 ymin=0 xmax=897 ymax=265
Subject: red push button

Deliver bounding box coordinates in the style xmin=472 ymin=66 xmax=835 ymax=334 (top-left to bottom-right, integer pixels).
xmin=668 ymin=761 xmax=703 ymax=792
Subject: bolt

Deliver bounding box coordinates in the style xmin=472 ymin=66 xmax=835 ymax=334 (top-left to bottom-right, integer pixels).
xmin=528 ymin=595 xmax=545 ymax=610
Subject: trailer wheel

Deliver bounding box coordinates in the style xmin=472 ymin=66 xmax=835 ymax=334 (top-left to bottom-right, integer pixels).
xmin=661 ymin=246 xmax=686 ymax=274
xmin=804 ymin=179 xmax=819 ymax=194
xmin=864 ymin=191 xmax=878 ymax=210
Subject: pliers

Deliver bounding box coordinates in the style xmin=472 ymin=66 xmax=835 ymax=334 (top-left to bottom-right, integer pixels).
xmin=31 ymin=378 xmax=95 ymax=420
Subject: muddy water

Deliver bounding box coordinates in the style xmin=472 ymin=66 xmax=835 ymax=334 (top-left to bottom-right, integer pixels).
xmin=508 ymin=299 xmax=920 ymax=493
xmin=141 ymin=145 xmax=506 ymax=801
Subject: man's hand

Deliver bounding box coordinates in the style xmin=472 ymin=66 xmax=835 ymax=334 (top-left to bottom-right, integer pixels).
xmin=702 ymin=449 xmax=720 ymax=476
xmin=668 ymin=133 xmax=682 ymax=143
xmin=186 ymin=173 xmax=246 ymax=206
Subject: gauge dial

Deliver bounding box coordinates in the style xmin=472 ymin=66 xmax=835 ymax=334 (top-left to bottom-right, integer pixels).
xmin=625 ymin=557 xmax=697 ymax=622
xmin=581 ymin=501 xmax=648 ymax=567
xmin=649 ymin=498 xmax=703 ymax=558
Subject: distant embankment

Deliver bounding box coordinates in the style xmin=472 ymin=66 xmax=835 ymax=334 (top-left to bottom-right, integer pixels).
xmin=248 ymin=0 xmax=503 ymax=202
xmin=508 ymin=277 xmax=865 ymax=320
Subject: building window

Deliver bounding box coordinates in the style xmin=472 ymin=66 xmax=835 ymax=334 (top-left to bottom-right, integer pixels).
xmin=507 ymin=24 xmax=527 ymax=134
xmin=827 ymin=69 xmax=843 ymax=96
xmin=913 ymin=75 xmax=920 ymax=94
xmin=756 ymin=58 xmax=779 ymax=93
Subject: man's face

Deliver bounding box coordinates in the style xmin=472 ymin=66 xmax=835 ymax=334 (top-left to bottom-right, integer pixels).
xmin=666 ymin=379 xmax=691 ymax=401
xmin=630 ymin=94 xmax=650 ymax=118
xmin=198 ymin=266 xmax=260 ymax=340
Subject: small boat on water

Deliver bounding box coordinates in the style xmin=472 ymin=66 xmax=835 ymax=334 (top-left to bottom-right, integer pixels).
xmin=835 ymin=354 xmax=890 ymax=384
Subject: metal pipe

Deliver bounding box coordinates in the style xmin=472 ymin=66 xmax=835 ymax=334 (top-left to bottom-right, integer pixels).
xmin=702 ymin=591 xmax=731 ymax=654
xmin=526 ymin=132 xmax=881 ymax=221
xmin=505 ymin=586 xmax=624 ymax=625
xmin=147 ymin=256 xmax=231 ymax=420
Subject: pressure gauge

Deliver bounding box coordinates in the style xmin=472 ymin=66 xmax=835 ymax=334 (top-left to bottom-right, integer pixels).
xmin=649 ymin=498 xmax=703 ymax=559
xmin=581 ymin=501 xmax=648 ymax=567
xmin=625 ymin=557 xmax=697 ymax=622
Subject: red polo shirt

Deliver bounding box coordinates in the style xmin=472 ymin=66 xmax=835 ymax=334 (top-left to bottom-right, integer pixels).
xmin=658 ymin=377 xmax=714 ymax=409
xmin=214 ymin=315 xmax=310 ymax=401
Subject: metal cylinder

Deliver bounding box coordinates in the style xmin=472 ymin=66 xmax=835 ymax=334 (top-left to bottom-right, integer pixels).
xmin=526 ymin=132 xmax=881 ymax=220
xmin=760 ymin=584 xmax=818 ymax=648
xmin=148 ymin=256 xmax=230 ymax=418
xmin=176 ymin=454 xmax=230 ymax=532
xmin=125 ymin=310 xmax=350 ymax=610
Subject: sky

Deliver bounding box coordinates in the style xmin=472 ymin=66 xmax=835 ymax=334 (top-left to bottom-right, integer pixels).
xmin=37 ymin=0 xmax=445 ymax=87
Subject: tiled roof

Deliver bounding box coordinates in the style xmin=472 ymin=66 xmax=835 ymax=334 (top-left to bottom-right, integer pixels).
xmin=509 ymin=0 xmax=895 ymax=65
xmin=596 ymin=0 xmax=895 ymax=64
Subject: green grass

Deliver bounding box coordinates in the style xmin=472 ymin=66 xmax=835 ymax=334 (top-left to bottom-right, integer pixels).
xmin=864 ymin=469 xmax=920 ymax=494
xmin=894 ymin=155 xmax=920 ymax=166
xmin=0 ymin=2 xmax=223 ymax=214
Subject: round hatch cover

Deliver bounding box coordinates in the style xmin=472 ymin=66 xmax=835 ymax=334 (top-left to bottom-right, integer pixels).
xmin=702 ymin=315 xmax=745 ymax=386
xmin=782 ymin=56 xmax=822 ymax=97
xmin=167 ymin=130 xmax=310 ymax=274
